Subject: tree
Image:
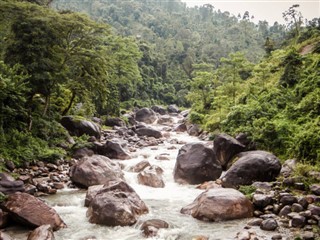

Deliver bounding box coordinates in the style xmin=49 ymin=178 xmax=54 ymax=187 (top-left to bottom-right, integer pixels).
xmin=283 ymin=4 xmax=303 ymax=38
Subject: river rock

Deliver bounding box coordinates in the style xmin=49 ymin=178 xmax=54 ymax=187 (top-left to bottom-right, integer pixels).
xmin=260 ymin=219 xmax=278 ymax=231
xmin=137 ymin=165 xmax=165 ymax=188
xmin=167 ymin=104 xmax=180 ymax=113
xmin=181 ymin=188 xmax=253 ymax=221
xmin=174 ymin=123 xmax=187 ymax=132
xmin=105 ymin=117 xmax=126 ymax=127
xmin=151 ymin=106 xmax=167 ymax=115
xmin=87 ymin=181 xmax=148 ymax=226
xmin=187 ymin=124 xmax=202 ymax=136
xmin=95 ymin=140 xmax=131 ymax=160
xmin=213 ymin=133 xmax=245 ymax=170
xmin=27 ymin=225 xmax=55 ymax=240
xmin=221 ymin=151 xmax=281 ymax=188
xmin=0 ymin=209 xmax=9 ymax=228
xmin=85 ymin=185 xmax=103 ymax=207
xmin=140 ymin=219 xmax=169 ymax=237
xmin=174 ymin=143 xmax=222 ymax=185
xmin=69 ymin=155 xmax=124 ymax=188
xmin=61 ymin=116 xmax=101 ymax=139
xmin=135 ymin=108 xmax=157 ymax=124
xmin=2 ymin=192 xmax=66 ymax=231
xmin=129 ymin=161 xmax=151 ymax=173
xmin=135 ymin=127 xmax=163 ymax=139
xmin=0 ymin=173 xmax=25 ymax=195
xmin=252 ymin=194 xmax=273 ymax=209
xmin=310 ymin=184 xmax=320 ymax=196
xmin=157 ymin=115 xmax=174 ymax=125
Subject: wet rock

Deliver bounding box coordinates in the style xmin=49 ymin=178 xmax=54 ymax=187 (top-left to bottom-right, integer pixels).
xmin=70 ymin=155 xmax=124 ymax=188
xmin=140 ymin=219 xmax=169 ymax=237
xmin=129 ymin=161 xmax=151 ymax=173
xmin=280 ymin=195 xmax=298 ymax=205
xmin=27 ymin=225 xmax=55 ymax=240
xmin=174 ymin=143 xmax=222 ymax=185
xmin=260 ymin=219 xmax=278 ymax=231
xmin=0 ymin=173 xmax=25 ymax=195
xmin=221 ymin=151 xmax=281 ymax=188
xmin=61 ymin=116 xmax=101 ymax=139
xmin=105 ymin=117 xmax=126 ymax=127
xmin=87 ymin=181 xmax=148 ymax=226
xmin=213 ymin=133 xmax=245 ymax=170
xmin=157 ymin=115 xmax=174 ymax=125
xmin=95 ymin=140 xmax=131 ymax=160
xmin=310 ymin=184 xmax=320 ymax=196
xmin=137 ymin=165 xmax=165 ymax=188
xmin=2 ymin=192 xmax=66 ymax=231
xmin=167 ymin=104 xmax=180 ymax=113
xmin=135 ymin=127 xmax=163 ymax=139
xmin=174 ymin=123 xmax=187 ymax=132
xmin=85 ymin=185 xmax=103 ymax=207
xmin=135 ymin=108 xmax=157 ymax=124
xmin=151 ymin=106 xmax=167 ymax=115
xmin=187 ymin=124 xmax=202 ymax=136
xmin=181 ymin=188 xmax=253 ymax=221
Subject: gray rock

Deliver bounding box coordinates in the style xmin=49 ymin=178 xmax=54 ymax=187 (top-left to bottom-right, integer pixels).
xmin=129 ymin=161 xmax=151 ymax=173
xmin=290 ymin=215 xmax=306 ymax=228
xmin=280 ymin=195 xmax=298 ymax=205
xmin=95 ymin=140 xmax=131 ymax=160
xmin=135 ymin=108 xmax=157 ymax=124
xmin=260 ymin=219 xmax=278 ymax=231
xmin=278 ymin=205 xmax=292 ymax=217
xmin=0 ymin=173 xmax=25 ymax=195
xmin=291 ymin=203 xmax=304 ymax=213
xmin=302 ymin=231 xmax=315 ymax=240
xmin=151 ymin=106 xmax=167 ymax=115
xmin=140 ymin=219 xmax=169 ymax=237
xmin=61 ymin=116 xmax=101 ymax=139
xmin=310 ymin=184 xmax=320 ymax=196
xmin=27 ymin=225 xmax=55 ymax=240
xmin=137 ymin=165 xmax=165 ymax=188
xmin=167 ymin=104 xmax=180 ymax=113
xmin=252 ymin=194 xmax=273 ymax=209
xmin=221 ymin=151 xmax=281 ymax=188
xmin=187 ymin=124 xmax=202 ymax=136
xmin=105 ymin=117 xmax=126 ymax=127
xmin=174 ymin=143 xmax=222 ymax=185
xmin=135 ymin=127 xmax=163 ymax=139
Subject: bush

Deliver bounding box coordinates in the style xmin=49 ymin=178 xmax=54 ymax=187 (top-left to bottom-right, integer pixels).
xmin=188 ymin=111 xmax=205 ymax=124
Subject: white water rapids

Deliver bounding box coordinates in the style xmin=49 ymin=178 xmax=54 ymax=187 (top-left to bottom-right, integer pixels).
xmin=6 ymin=119 xmax=285 ymax=240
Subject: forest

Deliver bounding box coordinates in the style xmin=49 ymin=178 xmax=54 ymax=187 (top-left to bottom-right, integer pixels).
xmin=0 ymin=0 xmax=319 ymax=168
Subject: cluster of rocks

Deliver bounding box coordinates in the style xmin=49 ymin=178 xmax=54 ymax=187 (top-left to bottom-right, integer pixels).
xmin=0 ymin=106 xmax=319 ymax=239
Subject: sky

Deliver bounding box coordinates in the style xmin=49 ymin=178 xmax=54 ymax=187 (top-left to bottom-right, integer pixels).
xmin=182 ymin=0 xmax=320 ymax=24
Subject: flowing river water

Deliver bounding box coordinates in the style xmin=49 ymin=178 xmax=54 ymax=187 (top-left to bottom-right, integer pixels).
xmin=7 ymin=119 xmax=287 ymax=240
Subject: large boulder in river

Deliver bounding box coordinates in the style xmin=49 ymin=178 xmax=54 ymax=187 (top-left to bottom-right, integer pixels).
xmin=174 ymin=143 xmax=222 ymax=184
xmin=157 ymin=115 xmax=174 ymax=125
xmin=70 ymin=155 xmax=124 ymax=188
xmin=140 ymin=219 xmax=169 ymax=237
xmin=94 ymin=140 xmax=131 ymax=160
xmin=181 ymin=188 xmax=253 ymax=221
xmin=137 ymin=165 xmax=165 ymax=188
xmin=61 ymin=116 xmax=101 ymax=139
xmin=2 ymin=192 xmax=66 ymax=231
xmin=167 ymin=104 xmax=180 ymax=113
xmin=135 ymin=127 xmax=163 ymax=139
xmin=151 ymin=106 xmax=167 ymax=115
xmin=135 ymin=108 xmax=157 ymax=124
xmin=86 ymin=181 xmax=148 ymax=226
xmin=0 ymin=173 xmax=25 ymax=195
xmin=221 ymin=151 xmax=281 ymax=188
xmin=105 ymin=117 xmax=126 ymax=127
xmin=213 ymin=133 xmax=245 ymax=170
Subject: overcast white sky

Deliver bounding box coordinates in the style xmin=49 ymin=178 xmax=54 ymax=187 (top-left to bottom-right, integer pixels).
xmin=182 ymin=0 xmax=320 ymax=24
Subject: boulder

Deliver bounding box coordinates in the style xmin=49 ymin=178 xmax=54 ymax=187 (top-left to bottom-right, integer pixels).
xmin=2 ymin=192 xmax=66 ymax=231
xmin=135 ymin=108 xmax=157 ymax=124
xmin=129 ymin=161 xmax=151 ymax=173
xmin=260 ymin=219 xmax=278 ymax=231
xmin=72 ymin=147 xmax=94 ymax=159
xmin=137 ymin=165 xmax=165 ymax=188
xmin=61 ymin=116 xmax=101 ymax=139
xmin=84 ymin=185 xmax=103 ymax=207
xmin=86 ymin=181 xmax=148 ymax=226
xmin=174 ymin=143 xmax=222 ymax=184
xmin=221 ymin=151 xmax=281 ymax=188
xmin=310 ymin=184 xmax=320 ymax=196
xmin=157 ymin=115 xmax=174 ymax=125
xmin=151 ymin=106 xmax=167 ymax=115
xmin=0 ymin=173 xmax=25 ymax=195
xmin=181 ymin=188 xmax=253 ymax=221
xmin=0 ymin=209 xmax=9 ymax=228
xmin=167 ymin=104 xmax=180 ymax=113
xmin=95 ymin=140 xmax=131 ymax=160
xmin=187 ymin=124 xmax=202 ymax=136
xmin=105 ymin=117 xmax=126 ymax=127
xmin=174 ymin=123 xmax=187 ymax=132
xmin=135 ymin=127 xmax=163 ymax=139
xmin=27 ymin=225 xmax=55 ymax=240
xmin=70 ymin=155 xmax=124 ymax=188
xmin=140 ymin=219 xmax=169 ymax=237
xmin=213 ymin=133 xmax=245 ymax=170
xmin=0 ymin=232 xmax=13 ymax=240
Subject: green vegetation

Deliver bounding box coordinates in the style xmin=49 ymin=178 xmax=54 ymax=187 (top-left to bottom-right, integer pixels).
xmin=0 ymin=0 xmax=319 ymax=170
xmin=239 ymin=185 xmax=256 ymax=198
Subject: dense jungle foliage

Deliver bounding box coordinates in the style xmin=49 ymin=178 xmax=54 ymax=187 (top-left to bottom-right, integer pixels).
xmin=0 ymin=0 xmax=319 ymax=168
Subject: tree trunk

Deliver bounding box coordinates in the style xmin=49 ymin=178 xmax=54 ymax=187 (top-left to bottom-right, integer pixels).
xmin=62 ymin=91 xmax=76 ymax=116
xmin=43 ymin=95 xmax=50 ymax=116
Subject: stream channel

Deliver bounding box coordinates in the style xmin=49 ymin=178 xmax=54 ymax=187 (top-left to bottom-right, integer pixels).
xmin=8 ymin=117 xmax=285 ymax=240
